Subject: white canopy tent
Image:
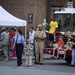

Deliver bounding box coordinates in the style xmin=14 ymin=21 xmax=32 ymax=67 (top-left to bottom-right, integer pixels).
xmin=0 ymin=6 xmax=27 ymax=39
xmin=54 ymin=8 xmax=75 ymax=14
xmin=0 ymin=6 xmax=27 ymax=26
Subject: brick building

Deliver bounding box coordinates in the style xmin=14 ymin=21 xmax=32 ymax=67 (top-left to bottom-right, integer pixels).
xmin=0 ymin=0 xmax=75 ymax=32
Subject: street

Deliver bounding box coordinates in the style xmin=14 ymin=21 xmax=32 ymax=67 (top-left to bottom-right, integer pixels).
xmin=0 ymin=54 xmax=75 ymax=75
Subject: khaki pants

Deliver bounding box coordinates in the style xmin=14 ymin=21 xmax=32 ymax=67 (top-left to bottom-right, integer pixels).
xmin=25 ymin=55 xmax=32 ymax=66
xmin=35 ymin=41 xmax=44 ymax=63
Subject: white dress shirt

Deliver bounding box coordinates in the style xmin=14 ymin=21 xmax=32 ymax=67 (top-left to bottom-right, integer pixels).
xmin=29 ymin=30 xmax=35 ymax=43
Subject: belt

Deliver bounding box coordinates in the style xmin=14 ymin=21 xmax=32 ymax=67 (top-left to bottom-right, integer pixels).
xmin=36 ymin=39 xmax=43 ymax=42
xmin=16 ymin=43 xmax=22 ymax=45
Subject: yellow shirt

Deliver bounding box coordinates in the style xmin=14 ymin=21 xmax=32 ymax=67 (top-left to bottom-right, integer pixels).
xmin=49 ymin=21 xmax=58 ymax=34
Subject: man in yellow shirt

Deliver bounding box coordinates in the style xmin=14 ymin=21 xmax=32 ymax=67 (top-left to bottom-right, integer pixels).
xmin=49 ymin=19 xmax=58 ymax=41
xmin=49 ymin=19 xmax=58 ymax=34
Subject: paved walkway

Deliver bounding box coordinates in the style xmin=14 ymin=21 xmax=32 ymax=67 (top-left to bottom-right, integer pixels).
xmin=0 ymin=66 xmax=74 ymax=75
xmin=0 ymin=54 xmax=75 ymax=75
xmin=7 ymin=54 xmax=53 ymax=60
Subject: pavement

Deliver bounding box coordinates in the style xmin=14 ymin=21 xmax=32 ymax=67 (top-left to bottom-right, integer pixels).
xmin=0 ymin=54 xmax=75 ymax=75
xmin=10 ymin=54 xmax=52 ymax=59
xmin=0 ymin=54 xmax=54 ymax=60
xmin=0 ymin=65 xmax=75 ymax=75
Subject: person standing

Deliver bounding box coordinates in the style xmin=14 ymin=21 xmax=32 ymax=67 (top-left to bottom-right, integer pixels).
xmin=9 ymin=28 xmax=16 ymax=57
xmin=42 ymin=19 xmax=47 ymax=30
xmin=14 ymin=29 xmax=26 ymax=66
xmin=0 ymin=27 xmax=9 ymax=62
xmin=71 ymin=36 xmax=75 ymax=66
xmin=29 ymin=27 xmax=35 ymax=58
xmin=49 ymin=18 xmax=58 ymax=42
xmin=34 ymin=24 xmax=46 ymax=65
xmin=25 ymin=39 xmax=33 ymax=67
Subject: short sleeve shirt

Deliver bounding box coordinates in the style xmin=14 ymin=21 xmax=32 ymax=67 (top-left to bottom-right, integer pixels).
xmin=34 ymin=30 xmax=46 ymax=40
xmin=57 ymin=40 xmax=64 ymax=47
xmin=49 ymin=21 xmax=58 ymax=34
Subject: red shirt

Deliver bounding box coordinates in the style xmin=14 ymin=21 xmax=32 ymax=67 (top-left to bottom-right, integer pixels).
xmin=9 ymin=31 xmax=15 ymax=39
xmin=57 ymin=40 xmax=64 ymax=47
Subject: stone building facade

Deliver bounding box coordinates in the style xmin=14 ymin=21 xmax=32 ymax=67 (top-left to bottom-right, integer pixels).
xmin=0 ymin=0 xmax=47 ymax=31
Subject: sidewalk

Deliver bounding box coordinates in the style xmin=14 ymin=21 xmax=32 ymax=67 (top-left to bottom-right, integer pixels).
xmin=10 ymin=54 xmax=52 ymax=60
xmin=0 ymin=66 xmax=74 ymax=75
xmin=0 ymin=54 xmax=61 ymax=61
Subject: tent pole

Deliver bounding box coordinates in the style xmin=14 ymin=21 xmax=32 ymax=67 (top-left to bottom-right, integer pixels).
xmin=25 ymin=24 xmax=27 ymax=40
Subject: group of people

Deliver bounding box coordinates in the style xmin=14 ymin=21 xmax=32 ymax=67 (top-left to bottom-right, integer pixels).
xmin=15 ymin=25 xmax=46 ymax=66
xmin=47 ymin=34 xmax=75 ymax=66
xmin=27 ymin=25 xmax=46 ymax=66
xmin=47 ymin=36 xmax=70 ymax=58
xmin=27 ymin=18 xmax=75 ymax=66
xmin=46 ymin=18 xmax=75 ymax=66
xmin=0 ymin=18 xmax=75 ymax=67
xmin=0 ymin=24 xmax=46 ymax=67
xmin=23 ymin=18 xmax=75 ymax=66
xmin=0 ymin=27 xmax=25 ymax=64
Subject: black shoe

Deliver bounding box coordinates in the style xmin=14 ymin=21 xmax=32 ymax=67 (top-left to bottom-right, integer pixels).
xmin=34 ymin=61 xmax=36 ymax=63
xmin=17 ymin=63 xmax=22 ymax=66
xmin=40 ymin=63 xmax=44 ymax=65
xmin=21 ymin=62 xmax=22 ymax=64
xmin=17 ymin=64 xmax=21 ymax=66
xmin=34 ymin=62 xmax=39 ymax=64
xmin=70 ymin=64 xmax=75 ymax=67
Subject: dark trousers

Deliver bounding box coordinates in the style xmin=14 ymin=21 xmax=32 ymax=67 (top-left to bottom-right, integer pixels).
xmin=49 ymin=34 xmax=54 ymax=41
xmin=15 ymin=43 xmax=24 ymax=65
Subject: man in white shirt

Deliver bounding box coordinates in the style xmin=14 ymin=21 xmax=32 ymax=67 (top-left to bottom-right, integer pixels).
xmin=29 ymin=27 xmax=35 ymax=57
xmin=42 ymin=19 xmax=47 ymax=30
